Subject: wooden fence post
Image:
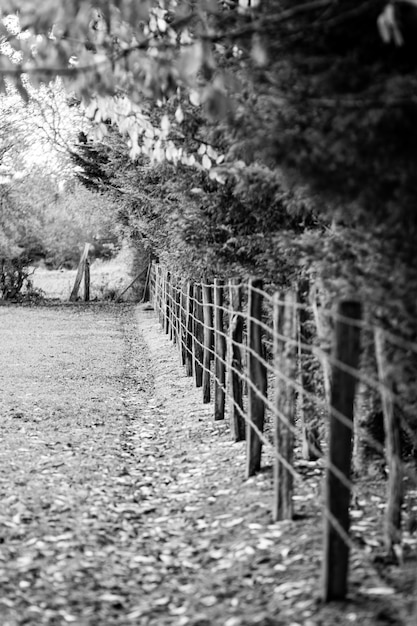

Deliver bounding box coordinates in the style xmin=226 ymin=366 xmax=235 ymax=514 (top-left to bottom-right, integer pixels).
xmin=151 ymin=264 xmax=157 ymax=309
xmin=193 ymin=284 xmax=204 ymax=388
xmin=214 ymin=279 xmax=226 ymax=421
xmin=165 ymin=271 xmax=171 ymax=336
xmin=185 ymin=282 xmax=194 ymax=377
xmin=323 ymin=300 xmax=362 ymax=602
xmin=374 ymin=327 xmax=402 ymax=557
xmin=273 ymin=291 xmax=297 ymax=521
xmin=202 ymin=281 xmax=214 ymax=404
xmin=154 ymin=265 xmax=160 ymax=316
xmin=174 ymin=280 xmax=181 ymax=350
xmin=158 ymin=268 xmax=165 ymax=326
xmin=141 ymin=261 xmax=152 ymax=303
xmin=170 ymin=277 xmax=176 ymax=343
xmin=171 ymin=278 xmax=177 ymax=345
xmin=297 ymin=279 xmax=321 ymax=460
xmin=179 ymin=285 xmax=187 ymax=366
xmin=84 ymin=258 xmax=90 ymax=302
xmin=246 ymin=278 xmax=267 ymax=478
xmin=116 ymin=266 xmax=149 ymax=303
xmin=70 ymin=243 xmax=90 ymax=301
xmin=228 ymin=278 xmax=245 ymax=441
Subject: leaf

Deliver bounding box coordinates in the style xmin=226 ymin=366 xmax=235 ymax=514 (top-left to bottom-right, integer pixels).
xmin=200 ymin=595 xmax=217 ymax=606
xmin=175 ymin=106 xmax=184 ymax=124
xmin=251 ymin=34 xmax=268 ymax=67
xmin=130 ymin=555 xmax=157 ymax=564
xmin=361 ymin=587 xmax=396 ymax=596
xmin=160 ymin=115 xmax=170 ymax=134
xmin=203 ymin=87 xmax=229 ymax=120
xmin=189 ymin=90 xmax=201 ymax=106
xmin=15 ymin=77 xmax=29 ymax=103
xmin=222 ymin=517 xmax=244 ymax=528
xmin=178 ymin=43 xmax=204 ymax=81
xmin=98 ymin=593 xmax=126 ymax=604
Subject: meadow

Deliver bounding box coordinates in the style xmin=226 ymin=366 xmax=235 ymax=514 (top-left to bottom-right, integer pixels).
xmin=30 ymin=251 xmax=137 ymax=302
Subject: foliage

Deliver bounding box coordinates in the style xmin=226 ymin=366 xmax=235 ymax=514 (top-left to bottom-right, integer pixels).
xmin=0 ymin=79 xmax=84 ymax=181
xmin=0 ymin=170 xmax=121 ymax=298
xmin=3 ymin=1 xmax=417 ymax=332
xmin=2 ymin=1 xmax=416 ymax=198
xmin=36 ymin=181 xmax=121 ymax=268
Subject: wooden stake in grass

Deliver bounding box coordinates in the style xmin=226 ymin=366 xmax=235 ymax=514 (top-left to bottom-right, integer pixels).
xmin=246 ymin=278 xmax=267 ymax=478
xmin=323 ymin=300 xmax=361 ymax=602
xmin=84 ymin=258 xmax=90 ymax=302
xmin=70 ymin=243 xmax=90 ymax=301
xmin=116 ymin=265 xmax=149 ymax=303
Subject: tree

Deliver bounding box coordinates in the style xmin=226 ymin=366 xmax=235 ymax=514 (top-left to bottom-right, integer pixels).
xmin=0 ymin=165 xmax=121 ymax=299
xmin=3 ymin=2 xmax=417 ymax=320
xmin=3 ymin=1 xmax=417 ymax=472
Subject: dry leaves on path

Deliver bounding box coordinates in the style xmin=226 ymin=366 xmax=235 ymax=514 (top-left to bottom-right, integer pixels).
xmin=0 ymin=303 xmax=414 ymax=626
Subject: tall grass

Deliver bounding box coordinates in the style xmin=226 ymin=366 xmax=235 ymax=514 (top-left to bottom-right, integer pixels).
xmin=31 ymin=250 xmax=135 ymax=301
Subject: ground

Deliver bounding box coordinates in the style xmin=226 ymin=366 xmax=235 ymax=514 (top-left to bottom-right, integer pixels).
xmin=0 ymin=302 xmax=416 ymax=626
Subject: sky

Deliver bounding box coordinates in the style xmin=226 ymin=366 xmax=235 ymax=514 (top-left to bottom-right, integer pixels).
xmin=0 ymin=14 xmax=85 ymax=181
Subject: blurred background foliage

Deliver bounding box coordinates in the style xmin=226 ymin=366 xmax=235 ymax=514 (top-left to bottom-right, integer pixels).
xmin=0 ymin=0 xmax=416 ymax=338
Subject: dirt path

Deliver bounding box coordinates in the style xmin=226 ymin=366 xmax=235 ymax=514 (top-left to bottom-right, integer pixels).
xmin=0 ymin=303 xmax=412 ymax=626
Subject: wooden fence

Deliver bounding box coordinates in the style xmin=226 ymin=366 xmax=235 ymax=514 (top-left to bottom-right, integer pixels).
xmin=69 ymin=243 xmax=91 ymax=302
xmin=148 ymin=263 xmax=417 ymax=603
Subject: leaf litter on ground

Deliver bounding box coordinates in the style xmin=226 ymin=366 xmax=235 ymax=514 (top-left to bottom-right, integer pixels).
xmin=0 ymin=303 xmax=415 ymax=625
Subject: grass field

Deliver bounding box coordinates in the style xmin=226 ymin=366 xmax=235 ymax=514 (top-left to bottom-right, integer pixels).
xmin=31 ymin=254 xmax=136 ymax=301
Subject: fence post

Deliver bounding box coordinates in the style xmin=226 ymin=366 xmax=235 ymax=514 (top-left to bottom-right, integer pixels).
xmin=165 ymin=271 xmax=171 ymax=335
xmin=170 ymin=277 xmax=176 ymax=343
xmin=374 ymin=327 xmax=402 ymax=557
xmin=171 ymin=278 xmax=178 ymax=345
xmin=179 ymin=284 xmax=187 ymax=366
xmin=154 ymin=265 xmax=160 ymax=316
xmin=175 ymin=280 xmax=182 ymax=351
xmin=70 ymin=243 xmax=90 ymax=301
xmin=273 ymin=291 xmax=297 ymax=521
xmin=151 ymin=264 xmax=157 ymax=309
xmin=246 ymin=278 xmax=267 ymax=478
xmin=322 ymin=300 xmax=362 ymax=602
xmin=193 ymin=284 xmax=204 ymax=388
xmin=228 ymin=278 xmax=245 ymax=441
xmin=84 ymin=258 xmax=90 ymax=302
xmin=158 ymin=268 xmax=165 ymax=326
xmin=202 ymin=281 xmax=214 ymax=404
xmin=185 ymin=282 xmax=194 ymax=377
xmin=214 ymin=279 xmax=226 ymax=420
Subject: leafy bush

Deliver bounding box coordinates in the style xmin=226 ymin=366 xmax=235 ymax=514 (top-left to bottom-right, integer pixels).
xmin=38 ymin=182 xmax=121 ymax=269
xmin=0 ymin=171 xmax=121 ymax=299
